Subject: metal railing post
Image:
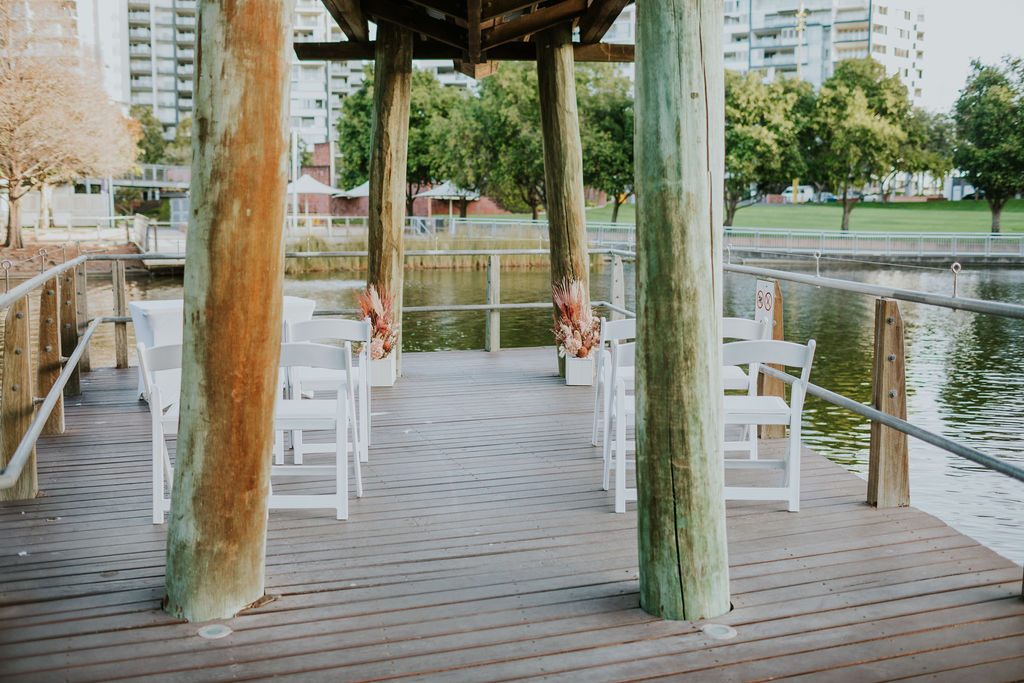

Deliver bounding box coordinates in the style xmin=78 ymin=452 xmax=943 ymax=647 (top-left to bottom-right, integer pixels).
xmin=485 ymin=254 xmax=500 ymax=352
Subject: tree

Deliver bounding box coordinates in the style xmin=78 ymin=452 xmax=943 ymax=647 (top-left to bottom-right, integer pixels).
xmin=577 ymin=64 xmax=634 ymax=223
xmin=131 ymin=104 xmax=167 ymax=164
xmin=475 ymin=63 xmax=546 ymax=218
xmin=335 ymin=67 xmax=456 ymax=214
xmin=0 ymin=0 xmax=138 ymax=248
xmin=953 ymin=58 xmax=1024 ymax=233
xmin=723 ymin=72 xmax=805 ymax=226
xmin=811 ymin=58 xmax=909 ymax=230
xmin=163 ymin=117 xmax=192 ymax=166
xmin=435 ymin=91 xmax=491 ymax=217
xmin=879 ymin=108 xmax=954 ymax=200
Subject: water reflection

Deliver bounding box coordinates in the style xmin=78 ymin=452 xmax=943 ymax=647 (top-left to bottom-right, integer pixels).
xmin=102 ymin=263 xmax=1023 ymax=564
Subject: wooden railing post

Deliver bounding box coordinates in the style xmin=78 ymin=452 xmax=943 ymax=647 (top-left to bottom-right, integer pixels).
xmin=76 ymin=263 xmax=91 ymax=373
xmin=60 ymin=267 xmax=81 ymax=396
xmin=112 ymin=260 xmax=128 ymax=368
xmin=868 ymin=298 xmax=909 ymax=508
xmin=37 ymin=277 xmax=64 ymax=434
xmin=485 ymin=254 xmax=500 ymax=352
xmin=758 ymin=278 xmax=785 ymax=438
xmin=610 ymin=254 xmax=625 ymax=321
xmin=1 ymin=298 xmax=37 ymax=501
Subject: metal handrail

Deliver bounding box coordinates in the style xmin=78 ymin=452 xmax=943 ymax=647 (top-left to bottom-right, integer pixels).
xmin=759 ymin=365 xmax=1024 ymax=484
xmin=723 ymin=262 xmax=1024 ymax=319
xmin=0 ymin=317 xmax=103 ymax=488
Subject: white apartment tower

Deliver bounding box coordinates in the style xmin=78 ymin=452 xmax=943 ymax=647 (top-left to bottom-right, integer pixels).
xmin=723 ymin=0 xmax=925 ymax=105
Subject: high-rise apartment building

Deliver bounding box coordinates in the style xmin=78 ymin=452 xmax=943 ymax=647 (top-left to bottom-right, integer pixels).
xmin=723 ymin=0 xmax=925 ymax=104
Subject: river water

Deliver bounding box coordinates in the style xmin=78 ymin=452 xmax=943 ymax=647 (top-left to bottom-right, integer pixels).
xmin=102 ymin=263 xmax=1023 ymax=564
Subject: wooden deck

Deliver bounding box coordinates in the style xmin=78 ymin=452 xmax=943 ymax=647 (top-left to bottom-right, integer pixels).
xmin=2 ymin=348 xmax=1022 ymax=681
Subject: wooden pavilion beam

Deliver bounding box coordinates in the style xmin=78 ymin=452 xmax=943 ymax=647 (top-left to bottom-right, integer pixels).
xmin=536 ymin=21 xmax=588 ymax=375
xmin=163 ymin=0 xmax=293 ymax=622
xmin=294 ymin=40 xmax=633 ymax=62
xmin=366 ymin=0 xmax=466 ymax=50
xmin=467 ymin=0 xmax=482 ymax=63
xmin=367 ymin=22 xmax=413 ymax=375
xmin=578 ymin=0 xmax=631 ymax=43
xmin=482 ymin=0 xmax=586 ymax=50
xmin=481 ymin=0 xmax=542 ymax=21
xmin=634 ymin=0 xmax=730 ymax=621
xmin=322 ymin=0 xmax=368 ymax=42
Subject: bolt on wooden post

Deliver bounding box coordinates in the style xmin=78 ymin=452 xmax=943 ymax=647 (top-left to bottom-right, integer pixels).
xmin=1 ymin=299 xmax=37 ymax=501
xmin=868 ymin=298 xmax=909 ymax=508
xmin=37 ymin=278 xmax=64 ymax=434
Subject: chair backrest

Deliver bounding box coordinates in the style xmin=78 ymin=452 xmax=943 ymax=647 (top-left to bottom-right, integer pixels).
xmin=722 ymin=339 xmax=816 ymax=388
xmin=722 ymin=316 xmax=771 ymax=341
xmin=601 ymin=317 xmax=636 ymax=344
xmin=137 ymin=342 xmax=182 ymax=411
xmin=286 ymin=318 xmax=371 ymax=360
xmin=279 ymin=341 xmax=352 ymax=372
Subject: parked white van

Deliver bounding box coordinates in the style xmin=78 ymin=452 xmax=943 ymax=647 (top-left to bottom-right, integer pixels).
xmin=780 ymin=185 xmax=815 ymax=204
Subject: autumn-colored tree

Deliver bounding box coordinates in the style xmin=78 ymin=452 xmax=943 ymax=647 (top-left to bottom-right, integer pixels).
xmin=0 ymin=0 xmax=138 ymax=248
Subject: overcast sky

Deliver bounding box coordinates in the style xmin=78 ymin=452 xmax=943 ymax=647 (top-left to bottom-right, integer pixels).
xmin=920 ymin=0 xmax=1024 ymax=113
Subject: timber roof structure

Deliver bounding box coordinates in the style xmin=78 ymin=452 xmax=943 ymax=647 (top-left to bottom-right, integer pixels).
xmin=295 ymin=0 xmax=635 ymax=77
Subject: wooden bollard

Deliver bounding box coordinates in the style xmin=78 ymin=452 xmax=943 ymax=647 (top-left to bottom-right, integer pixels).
xmin=37 ymin=278 xmax=64 ymax=434
xmin=486 ymin=254 xmax=500 ymax=352
xmin=758 ymin=279 xmax=785 ymax=438
xmin=112 ymin=260 xmax=128 ymax=369
xmin=868 ymin=298 xmax=909 ymax=507
xmin=1 ymin=298 xmax=37 ymax=501
xmin=76 ymin=263 xmax=91 ymax=373
xmin=610 ymin=255 xmax=625 ymax=321
xmin=60 ymin=268 xmax=81 ymax=396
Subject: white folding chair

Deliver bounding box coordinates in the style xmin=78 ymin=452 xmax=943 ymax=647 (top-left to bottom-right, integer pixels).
xmin=285 ymin=318 xmax=372 ymax=464
xmin=723 ymin=339 xmax=816 ymax=512
xmin=592 ymin=317 xmax=636 ymax=449
xmin=722 ymin=316 xmax=772 ymax=460
xmin=137 ymin=342 xmax=182 ymax=524
xmin=607 ymin=341 xmax=637 ymax=513
xmin=273 ymin=342 xmax=362 ymax=520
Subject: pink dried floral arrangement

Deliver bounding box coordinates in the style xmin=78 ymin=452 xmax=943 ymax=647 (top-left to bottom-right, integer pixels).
xmin=356 ymin=285 xmax=399 ymax=359
xmin=551 ymin=278 xmax=600 ymax=359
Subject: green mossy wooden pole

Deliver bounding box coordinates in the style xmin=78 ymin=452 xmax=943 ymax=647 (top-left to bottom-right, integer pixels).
xmin=536 ymin=23 xmax=588 ymax=374
xmin=163 ymin=0 xmax=294 ymax=623
xmin=367 ymin=22 xmax=412 ymax=376
xmin=634 ymin=0 xmax=730 ymax=621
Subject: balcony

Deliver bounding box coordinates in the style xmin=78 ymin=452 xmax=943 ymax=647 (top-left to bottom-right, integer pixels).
xmin=176 ymin=32 xmax=195 ymax=43
xmin=177 ymin=48 xmax=195 ymax=60
xmin=128 ymin=11 xmax=150 ymax=24
xmin=130 ymin=60 xmax=152 ymax=74
xmin=129 ymin=28 xmax=151 ymax=40
xmin=129 ymin=45 xmax=151 ymax=56
xmin=177 ymin=79 xmax=193 ymax=92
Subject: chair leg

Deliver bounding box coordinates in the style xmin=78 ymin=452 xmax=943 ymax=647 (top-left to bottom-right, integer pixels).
xmin=591 ymin=356 xmax=603 ymax=445
xmin=274 ymin=430 xmax=285 ymax=465
xmin=787 ymin=424 xmax=801 ymax=512
xmin=614 ymin=398 xmax=627 ymax=514
xmin=152 ymin=426 xmax=163 ymax=525
xmin=748 ymin=424 xmax=758 ymax=460
xmin=602 ymin=398 xmax=614 ymax=491
xmin=292 ymin=429 xmax=303 ymax=465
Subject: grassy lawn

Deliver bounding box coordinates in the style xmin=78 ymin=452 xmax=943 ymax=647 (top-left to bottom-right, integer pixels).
xmin=542 ymin=199 xmax=1024 ymax=233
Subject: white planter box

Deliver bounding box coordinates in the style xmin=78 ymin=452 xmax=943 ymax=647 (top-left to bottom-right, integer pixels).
xmin=370 ymin=355 xmax=396 ymax=387
xmin=565 ymin=354 xmax=595 ymax=386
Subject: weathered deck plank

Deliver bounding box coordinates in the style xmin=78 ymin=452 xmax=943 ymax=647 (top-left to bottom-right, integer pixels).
xmin=1 ymin=348 xmax=1021 ymax=681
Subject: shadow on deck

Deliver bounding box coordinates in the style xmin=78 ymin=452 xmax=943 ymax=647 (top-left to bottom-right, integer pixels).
xmin=1 ymin=348 xmax=1022 ymax=681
